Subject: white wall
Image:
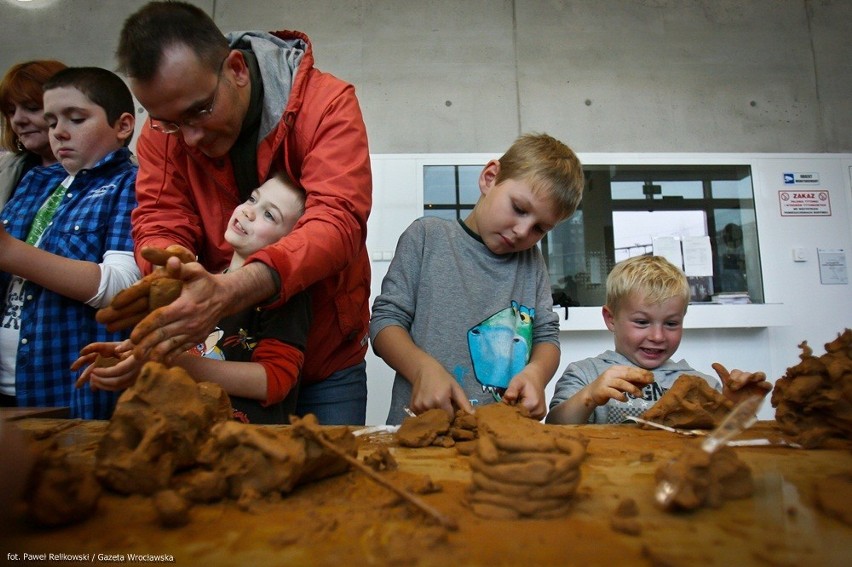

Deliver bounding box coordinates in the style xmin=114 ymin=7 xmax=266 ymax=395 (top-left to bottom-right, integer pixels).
xmin=364 ymin=152 xmax=852 ymax=425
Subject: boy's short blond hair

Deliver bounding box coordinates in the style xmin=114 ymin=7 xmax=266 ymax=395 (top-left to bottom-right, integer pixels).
xmin=495 ymin=133 xmax=584 ymax=220
xmin=606 ymin=255 xmax=691 ymax=314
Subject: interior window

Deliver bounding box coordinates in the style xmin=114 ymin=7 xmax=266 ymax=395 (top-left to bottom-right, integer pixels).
xmin=423 ymin=163 xmax=764 ymax=307
xmin=424 ymin=165 xmax=479 ymax=219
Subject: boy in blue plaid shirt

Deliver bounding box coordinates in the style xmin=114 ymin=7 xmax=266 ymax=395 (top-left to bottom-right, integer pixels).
xmin=0 ymin=67 xmax=139 ymax=419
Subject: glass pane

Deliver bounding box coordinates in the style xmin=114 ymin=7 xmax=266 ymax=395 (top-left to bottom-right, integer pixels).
xmin=546 ymin=212 xmax=596 ymax=307
xmin=611 ymin=181 xmax=645 ymax=200
xmin=458 ymin=166 xmax=481 ymax=204
xmin=612 ymin=211 xmax=707 ymax=259
xmin=713 ymin=207 xmax=763 ymax=302
xmin=712 ymin=177 xmax=751 ymax=199
xmin=424 ymin=166 xmax=456 ymax=204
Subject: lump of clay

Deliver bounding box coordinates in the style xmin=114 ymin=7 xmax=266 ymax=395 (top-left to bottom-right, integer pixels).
xmin=654 ymin=444 xmax=753 ymax=511
xmin=610 ymin=498 xmax=642 ymax=536
xmin=466 ymin=404 xmax=587 ymax=519
xmin=195 ymin=418 xmax=356 ymax=500
xmin=152 ymin=489 xmax=190 ymax=528
xmin=397 ymin=409 xmax=451 ymax=447
xmin=96 ymin=361 xmax=233 ymax=495
xmin=363 ymin=447 xmax=398 ymax=471
xmin=148 ymin=277 xmax=182 ymax=310
xmin=26 ymin=362 xmax=357 ymax=530
xmin=171 ymin=469 xmax=228 ymax=503
xmin=641 ymin=374 xmax=733 ymax=429
xmin=397 ymin=409 xmax=479 ymax=449
xmin=771 ymin=329 xmax=852 ymax=448
xmin=25 ymin=438 xmax=101 ymax=527
xmin=96 ymin=271 xmax=183 ymax=331
xmin=449 ymin=410 xmax=477 ymax=440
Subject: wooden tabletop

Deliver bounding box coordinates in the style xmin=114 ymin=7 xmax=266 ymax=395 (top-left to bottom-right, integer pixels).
xmin=1 ymin=406 xmax=70 ymax=420
xmin=4 ymin=419 xmax=850 ymax=566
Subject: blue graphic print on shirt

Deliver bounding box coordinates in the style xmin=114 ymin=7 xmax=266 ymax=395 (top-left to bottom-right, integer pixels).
xmin=467 ymin=300 xmax=535 ymax=397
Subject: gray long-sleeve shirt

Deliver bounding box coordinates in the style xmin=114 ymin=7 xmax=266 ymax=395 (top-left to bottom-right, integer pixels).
xmin=549 ymin=349 xmax=721 ymax=424
xmin=370 ymin=217 xmax=559 ymax=425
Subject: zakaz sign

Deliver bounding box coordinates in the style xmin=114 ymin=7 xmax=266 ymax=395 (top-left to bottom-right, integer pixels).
xmin=778 ymin=189 xmax=831 ymax=217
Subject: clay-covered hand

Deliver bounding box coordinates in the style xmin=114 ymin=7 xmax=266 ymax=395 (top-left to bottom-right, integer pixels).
xmin=588 ymin=365 xmax=655 ymax=407
xmin=95 ymin=246 xmax=193 ymax=332
xmin=130 ymin=259 xmax=229 ymax=365
xmin=503 ymin=372 xmax=547 ymax=420
xmin=712 ymin=362 xmax=773 ymax=403
xmin=72 ymin=340 xmax=142 ymax=391
xmin=139 ymin=245 xmax=196 ymax=267
xmin=409 ymin=359 xmax=475 ymax=419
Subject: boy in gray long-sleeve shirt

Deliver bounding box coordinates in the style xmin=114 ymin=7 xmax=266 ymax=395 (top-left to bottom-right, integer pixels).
xmin=370 ymin=133 xmax=585 ymax=425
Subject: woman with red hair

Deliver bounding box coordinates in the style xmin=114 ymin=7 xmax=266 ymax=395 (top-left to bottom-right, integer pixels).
xmin=0 ymin=60 xmax=67 ymax=209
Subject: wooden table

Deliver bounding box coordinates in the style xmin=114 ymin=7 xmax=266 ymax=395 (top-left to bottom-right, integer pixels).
xmin=3 ymin=419 xmax=850 ymax=566
xmin=0 ymin=407 xmax=70 ymax=420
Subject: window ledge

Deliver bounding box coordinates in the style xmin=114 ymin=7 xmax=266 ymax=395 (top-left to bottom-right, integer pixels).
xmin=556 ymin=303 xmax=790 ymax=331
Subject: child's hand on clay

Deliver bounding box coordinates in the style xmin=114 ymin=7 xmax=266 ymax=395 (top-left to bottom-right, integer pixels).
xmin=503 ymin=371 xmax=547 ymax=420
xmin=95 ymin=245 xmax=193 ymax=332
xmin=587 ymin=365 xmax=655 ymax=407
xmin=72 ymin=340 xmax=142 ymax=391
xmin=712 ymin=362 xmax=773 ymax=403
xmin=409 ymin=359 xmax=474 ymax=418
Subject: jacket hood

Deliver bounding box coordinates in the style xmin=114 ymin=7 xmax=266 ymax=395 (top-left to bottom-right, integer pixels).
xmin=226 ymin=30 xmax=308 ymax=142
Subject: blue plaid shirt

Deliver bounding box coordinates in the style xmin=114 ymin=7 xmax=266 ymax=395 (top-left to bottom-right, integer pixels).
xmin=0 ymin=148 xmax=137 ymax=419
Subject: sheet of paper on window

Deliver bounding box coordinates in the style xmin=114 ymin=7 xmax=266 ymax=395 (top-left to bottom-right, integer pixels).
xmin=652 ymin=237 xmax=683 ymax=270
xmin=588 ymin=253 xmax=603 ymax=285
xmin=682 ymin=236 xmax=713 ymax=276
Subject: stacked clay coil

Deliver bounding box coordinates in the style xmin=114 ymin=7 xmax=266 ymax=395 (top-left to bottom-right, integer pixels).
xmin=466 ymin=403 xmax=587 ymax=519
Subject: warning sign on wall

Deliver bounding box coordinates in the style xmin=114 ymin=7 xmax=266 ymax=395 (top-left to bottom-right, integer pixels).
xmin=778 ymin=190 xmax=831 ymax=217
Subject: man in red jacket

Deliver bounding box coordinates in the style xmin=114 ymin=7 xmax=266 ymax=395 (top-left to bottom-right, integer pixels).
xmin=112 ymin=1 xmax=372 ymax=424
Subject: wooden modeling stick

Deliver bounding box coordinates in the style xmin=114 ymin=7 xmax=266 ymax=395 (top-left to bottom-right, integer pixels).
xmin=290 ymin=415 xmax=459 ymax=531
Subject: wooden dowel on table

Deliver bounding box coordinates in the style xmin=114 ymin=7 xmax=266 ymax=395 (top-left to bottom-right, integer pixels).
xmin=291 ymin=417 xmax=459 ymax=531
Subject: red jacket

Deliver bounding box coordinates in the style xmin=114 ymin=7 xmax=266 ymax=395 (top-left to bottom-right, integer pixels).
xmin=131 ymin=30 xmax=372 ymax=384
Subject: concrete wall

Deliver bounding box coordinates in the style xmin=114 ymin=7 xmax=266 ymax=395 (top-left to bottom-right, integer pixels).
xmin=2 ymin=0 xmax=851 ymax=153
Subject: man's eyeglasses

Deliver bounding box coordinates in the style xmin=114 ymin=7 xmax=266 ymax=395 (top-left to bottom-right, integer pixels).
xmin=149 ymin=57 xmax=227 ymax=135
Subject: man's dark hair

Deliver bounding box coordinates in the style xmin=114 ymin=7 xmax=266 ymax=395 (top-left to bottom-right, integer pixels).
xmin=43 ymin=67 xmax=135 ymax=132
xmin=116 ymin=1 xmax=229 ymax=81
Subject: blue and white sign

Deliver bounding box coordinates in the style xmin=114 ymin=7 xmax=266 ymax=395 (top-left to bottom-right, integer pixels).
xmin=783 ymin=172 xmax=820 ymax=185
